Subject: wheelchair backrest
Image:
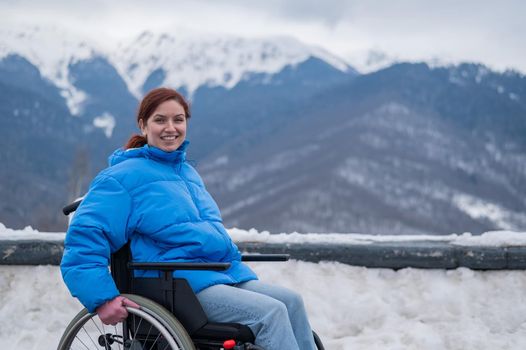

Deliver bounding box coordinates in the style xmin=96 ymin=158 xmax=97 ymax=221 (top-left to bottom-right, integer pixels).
xmin=62 ymin=199 xmax=209 ymax=334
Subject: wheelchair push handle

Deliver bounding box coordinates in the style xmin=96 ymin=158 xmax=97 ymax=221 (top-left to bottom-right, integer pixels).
xmin=62 ymin=199 xmax=82 ymax=216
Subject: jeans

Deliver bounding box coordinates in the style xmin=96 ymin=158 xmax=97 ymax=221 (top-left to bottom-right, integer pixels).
xmin=196 ymin=280 xmax=317 ymax=350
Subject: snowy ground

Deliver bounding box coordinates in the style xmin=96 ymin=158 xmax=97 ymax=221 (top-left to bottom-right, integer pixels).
xmin=1 ymin=262 xmax=526 ymax=350
xmin=2 ymin=224 xmax=526 ymax=349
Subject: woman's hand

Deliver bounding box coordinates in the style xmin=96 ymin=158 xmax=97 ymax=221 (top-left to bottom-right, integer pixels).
xmin=96 ymin=296 xmax=140 ymax=325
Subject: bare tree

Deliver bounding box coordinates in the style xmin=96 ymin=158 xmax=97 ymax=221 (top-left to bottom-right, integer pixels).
xmin=68 ymin=147 xmax=90 ymax=203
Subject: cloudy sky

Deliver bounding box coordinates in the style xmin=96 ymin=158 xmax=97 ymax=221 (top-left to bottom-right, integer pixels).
xmin=1 ymin=0 xmax=524 ymax=73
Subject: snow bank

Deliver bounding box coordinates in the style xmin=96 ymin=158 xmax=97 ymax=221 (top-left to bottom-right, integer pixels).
xmin=1 ymin=262 xmax=526 ymax=350
xmin=2 ymin=222 xmax=526 ymax=247
xmin=0 ymin=223 xmax=64 ymax=241
xmin=229 ymin=227 xmax=526 ymax=246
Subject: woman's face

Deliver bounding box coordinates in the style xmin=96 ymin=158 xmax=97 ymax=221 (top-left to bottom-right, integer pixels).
xmin=140 ymin=99 xmax=187 ymax=152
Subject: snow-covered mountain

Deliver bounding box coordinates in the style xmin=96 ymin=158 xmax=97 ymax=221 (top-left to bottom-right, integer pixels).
xmin=0 ymin=25 xmax=353 ymax=115
xmin=0 ymin=25 xmax=98 ymax=114
xmin=196 ymin=63 xmax=526 ymax=234
xmin=1 ymin=24 xmax=525 ymax=235
xmin=0 ymin=24 xmax=357 ymax=230
xmin=112 ymin=31 xmax=353 ymax=98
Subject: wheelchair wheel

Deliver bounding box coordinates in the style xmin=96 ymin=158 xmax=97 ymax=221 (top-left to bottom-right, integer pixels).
xmin=313 ymin=331 xmax=325 ymax=350
xmin=57 ymin=294 xmax=196 ymax=350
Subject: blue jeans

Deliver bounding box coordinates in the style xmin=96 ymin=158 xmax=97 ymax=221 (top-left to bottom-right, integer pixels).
xmin=196 ymin=280 xmax=317 ymax=350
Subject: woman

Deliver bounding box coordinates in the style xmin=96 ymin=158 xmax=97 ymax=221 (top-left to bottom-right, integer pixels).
xmin=61 ymin=87 xmax=317 ymax=350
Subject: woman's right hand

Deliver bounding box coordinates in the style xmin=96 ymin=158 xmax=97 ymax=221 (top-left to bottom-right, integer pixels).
xmin=96 ymin=296 xmax=140 ymax=325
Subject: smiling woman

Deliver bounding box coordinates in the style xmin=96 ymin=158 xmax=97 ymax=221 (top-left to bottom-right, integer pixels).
xmin=60 ymin=87 xmax=319 ymax=350
xmin=125 ymin=88 xmax=191 ymax=150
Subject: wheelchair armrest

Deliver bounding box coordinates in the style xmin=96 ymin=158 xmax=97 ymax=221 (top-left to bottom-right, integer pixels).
xmin=241 ymin=254 xmax=290 ymax=262
xmin=128 ymin=262 xmax=231 ymax=271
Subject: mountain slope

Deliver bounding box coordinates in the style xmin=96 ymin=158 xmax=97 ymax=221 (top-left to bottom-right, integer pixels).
xmin=199 ymin=63 xmax=526 ymax=234
xmin=0 ymin=56 xmax=87 ymax=229
xmin=0 ymin=28 xmax=356 ymax=230
xmin=1 ymin=26 xmax=524 ymax=234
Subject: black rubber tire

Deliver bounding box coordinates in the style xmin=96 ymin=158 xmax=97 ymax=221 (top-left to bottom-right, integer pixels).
xmin=57 ymin=293 xmax=196 ymax=350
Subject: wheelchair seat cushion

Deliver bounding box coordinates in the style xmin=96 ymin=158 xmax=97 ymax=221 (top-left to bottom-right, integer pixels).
xmin=192 ymin=322 xmax=255 ymax=343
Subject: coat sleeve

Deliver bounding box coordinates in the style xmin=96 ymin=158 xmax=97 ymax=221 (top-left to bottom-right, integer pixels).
xmin=60 ymin=173 xmax=133 ymax=313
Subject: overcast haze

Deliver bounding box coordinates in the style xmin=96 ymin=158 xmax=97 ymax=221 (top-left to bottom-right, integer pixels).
xmin=1 ymin=0 xmax=525 ymax=73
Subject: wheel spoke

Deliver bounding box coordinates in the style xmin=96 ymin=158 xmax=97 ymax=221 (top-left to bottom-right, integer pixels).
xmin=147 ymin=332 xmax=162 ymax=350
xmin=90 ymin=317 xmax=105 ymax=337
xmin=73 ymin=334 xmax=91 ymax=350
xmin=82 ymin=325 xmax=100 ymax=349
xmin=113 ymin=325 xmax=122 ymax=350
xmin=132 ymin=313 xmax=143 ymax=338
xmin=143 ymin=323 xmax=154 ymax=345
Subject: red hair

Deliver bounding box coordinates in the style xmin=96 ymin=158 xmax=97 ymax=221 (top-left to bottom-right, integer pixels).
xmin=124 ymin=88 xmax=191 ymax=149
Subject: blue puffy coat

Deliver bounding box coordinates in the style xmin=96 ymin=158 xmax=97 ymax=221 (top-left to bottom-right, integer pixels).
xmin=61 ymin=141 xmax=257 ymax=312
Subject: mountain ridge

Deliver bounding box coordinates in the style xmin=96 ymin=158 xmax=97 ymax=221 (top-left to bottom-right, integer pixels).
xmin=0 ymin=28 xmax=524 ymax=234
xmin=0 ymin=25 xmax=355 ymax=115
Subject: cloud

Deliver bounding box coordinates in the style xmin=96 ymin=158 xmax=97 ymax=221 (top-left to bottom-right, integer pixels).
xmin=1 ymin=0 xmax=525 ymax=73
xmin=221 ymin=0 xmax=352 ymax=25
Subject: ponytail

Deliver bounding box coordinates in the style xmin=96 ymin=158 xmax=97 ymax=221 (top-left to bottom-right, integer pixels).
xmin=124 ymin=134 xmax=147 ymax=149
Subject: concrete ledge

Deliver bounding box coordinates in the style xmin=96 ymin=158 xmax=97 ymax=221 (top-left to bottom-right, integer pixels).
xmin=2 ymin=240 xmax=526 ymax=269
xmin=238 ymin=241 xmax=526 ymax=270
xmin=1 ymin=240 xmax=64 ymax=265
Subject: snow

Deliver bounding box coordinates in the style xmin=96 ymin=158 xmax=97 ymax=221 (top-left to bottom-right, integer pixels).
xmin=2 ymin=224 xmax=526 ymax=349
xmin=0 ymin=25 xmax=96 ymax=115
xmin=452 ymin=193 xmax=525 ymax=231
xmin=451 ymin=230 xmax=526 ymax=247
xmin=93 ymin=112 xmax=116 ymax=138
xmin=2 ymin=262 xmax=526 ymax=349
xmin=229 ymin=228 xmax=526 ymax=247
xmin=475 ymin=66 xmax=489 ymax=83
xmin=111 ymin=31 xmax=350 ymax=98
xmin=0 ymin=24 xmax=351 ymax=112
xmin=2 ymin=222 xmax=526 ymax=247
xmin=0 ymin=223 xmax=64 ymax=241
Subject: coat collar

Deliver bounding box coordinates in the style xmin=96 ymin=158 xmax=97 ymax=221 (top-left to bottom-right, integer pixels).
xmin=109 ymin=140 xmax=189 ymax=166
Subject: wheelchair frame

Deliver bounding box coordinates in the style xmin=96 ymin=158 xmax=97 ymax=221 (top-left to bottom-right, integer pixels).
xmin=58 ymin=200 xmax=325 ymax=350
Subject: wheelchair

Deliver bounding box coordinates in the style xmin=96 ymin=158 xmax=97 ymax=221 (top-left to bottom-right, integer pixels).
xmin=58 ymin=200 xmax=325 ymax=350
